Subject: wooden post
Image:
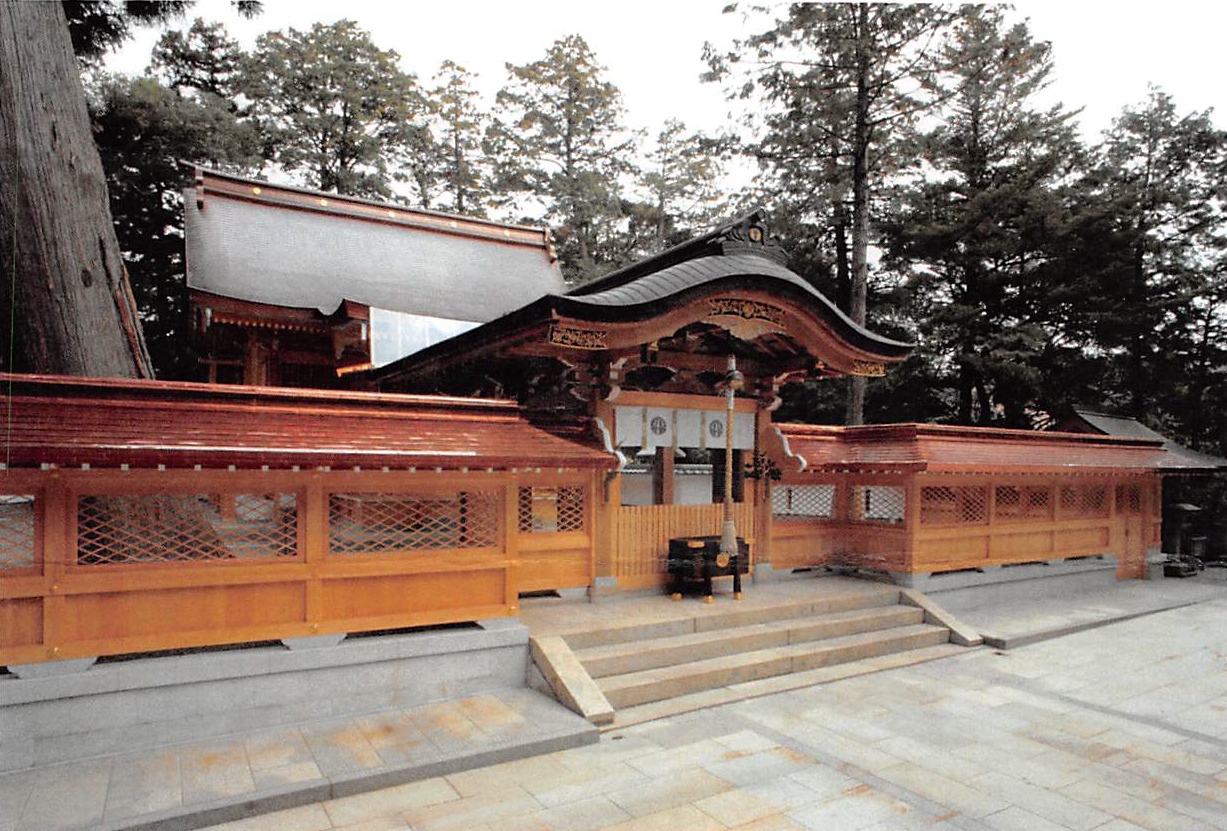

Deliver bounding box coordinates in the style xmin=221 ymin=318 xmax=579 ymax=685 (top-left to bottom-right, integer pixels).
xmin=40 ymin=476 xmax=68 ymax=660
xmin=652 ymin=447 xmax=675 ymax=505
xmin=303 ymin=473 xmax=326 ymax=631
xmin=753 ymin=408 xmax=774 ymax=574
xmin=592 ymin=398 xmax=619 ymax=582
xmin=503 ymin=475 xmax=519 ymax=612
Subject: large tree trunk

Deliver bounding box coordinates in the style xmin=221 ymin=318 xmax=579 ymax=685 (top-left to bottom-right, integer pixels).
xmin=0 ymin=1 xmax=151 ymax=377
xmin=844 ymin=2 xmax=871 ymax=426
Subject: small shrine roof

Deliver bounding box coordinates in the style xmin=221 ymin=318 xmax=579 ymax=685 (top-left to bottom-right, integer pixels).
xmin=0 ymin=374 xmax=615 ymax=470
xmin=1066 ymin=409 xmax=1227 ymax=472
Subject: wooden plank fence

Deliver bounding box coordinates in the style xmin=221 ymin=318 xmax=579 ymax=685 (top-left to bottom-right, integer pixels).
xmin=613 ymin=502 xmax=756 ymax=589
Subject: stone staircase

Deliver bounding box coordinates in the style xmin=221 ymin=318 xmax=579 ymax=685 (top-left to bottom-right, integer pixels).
xmin=531 ymin=582 xmax=977 ymax=730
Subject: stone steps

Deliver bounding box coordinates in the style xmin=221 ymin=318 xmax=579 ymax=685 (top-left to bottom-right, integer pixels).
xmin=603 ymin=642 xmax=968 ymax=732
xmin=577 ymin=604 xmax=925 ymax=678
xmin=562 ymin=585 xmax=901 ymax=651
xmin=528 ymin=580 xmax=977 ymax=727
xmin=596 ymin=623 xmax=950 ymax=709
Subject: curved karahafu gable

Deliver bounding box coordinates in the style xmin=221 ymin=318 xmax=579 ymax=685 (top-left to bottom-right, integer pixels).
xmin=372 ymin=211 xmax=913 ymax=389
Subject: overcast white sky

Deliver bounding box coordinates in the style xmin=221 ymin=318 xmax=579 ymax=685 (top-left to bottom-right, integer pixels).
xmin=105 ymin=1 xmax=1225 ymax=150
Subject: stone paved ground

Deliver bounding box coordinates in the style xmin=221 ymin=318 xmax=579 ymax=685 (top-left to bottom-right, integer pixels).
xmin=949 ymin=570 xmax=1227 ymax=647
xmin=192 ymin=597 xmax=1227 ymax=831
xmin=0 ymin=688 xmax=588 ymax=831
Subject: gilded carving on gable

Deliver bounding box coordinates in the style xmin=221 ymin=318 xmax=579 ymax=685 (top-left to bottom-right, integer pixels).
xmin=849 ymin=361 xmax=886 ymax=377
xmin=707 ymin=298 xmax=785 ymax=324
xmin=548 ymin=324 xmax=608 ymax=350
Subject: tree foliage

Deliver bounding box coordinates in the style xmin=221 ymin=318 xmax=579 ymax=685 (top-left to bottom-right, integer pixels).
xmin=58 ymin=4 xmax=1227 ymax=471
xmin=149 ymin=16 xmax=245 ymax=101
xmin=88 ymin=71 xmax=260 ymax=379
xmin=489 ymin=34 xmax=637 ymax=281
xmin=62 ymin=0 xmax=259 ymax=66
xmin=420 ymin=61 xmax=491 ymax=214
xmin=707 ymin=2 xmax=960 ymax=424
xmin=885 ymin=7 xmax=1084 ymax=427
xmin=1068 ymin=90 xmax=1227 ymax=421
xmin=242 ymin=20 xmax=430 ymax=198
xmin=638 ymin=119 xmax=726 ymax=253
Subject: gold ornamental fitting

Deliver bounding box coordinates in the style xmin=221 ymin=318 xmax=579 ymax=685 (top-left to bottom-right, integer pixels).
xmin=716 ymin=553 xmax=731 ymax=568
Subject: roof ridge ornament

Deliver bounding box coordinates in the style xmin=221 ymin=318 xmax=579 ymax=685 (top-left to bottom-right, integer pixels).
xmin=717 ymin=213 xmax=788 ymax=264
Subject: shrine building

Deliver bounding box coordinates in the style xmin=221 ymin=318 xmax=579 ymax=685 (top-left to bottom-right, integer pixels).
xmin=0 ymin=168 xmax=1220 ymax=768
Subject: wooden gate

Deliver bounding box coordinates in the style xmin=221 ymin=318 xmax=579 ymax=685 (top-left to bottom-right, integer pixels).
xmin=612 ymin=502 xmax=756 ymax=590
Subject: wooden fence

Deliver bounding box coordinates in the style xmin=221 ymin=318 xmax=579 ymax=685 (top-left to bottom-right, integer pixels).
xmin=612 ymin=501 xmax=756 ymax=590
xmin=765 ymin=473 xmax=1160 ymax=579
xmin=0 ymin=467 xmax=596 ymax=666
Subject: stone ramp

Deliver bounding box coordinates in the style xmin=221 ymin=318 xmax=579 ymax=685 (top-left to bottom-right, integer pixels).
xmin=0 ymin=687 xmax=594 ymax=831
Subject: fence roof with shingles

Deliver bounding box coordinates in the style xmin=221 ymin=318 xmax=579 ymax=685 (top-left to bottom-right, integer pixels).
xmin=0 ymin=374 xmax=615 ymax=470
xmin=776 ymin=422 xmax=1184 ymax=474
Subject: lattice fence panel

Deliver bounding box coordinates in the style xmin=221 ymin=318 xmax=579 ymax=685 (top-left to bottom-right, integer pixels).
xmin=0 ymin=495 xmax=35 ymax=570
xmin=920 ymin=486 xmax=987 ymax=526
xmin=1116 ymin=484 xmax=1142 ymax=515
xmin=1059 ymin=485 xmax=1109 ymax=519
xmin=77 ymin=494 xmax=298 ymax=566
xmin=518 ymin=486 xmax=585 ymax=533
xmin=850 ymin=485 xmax=905 ymax=524
xmin=772 ymin=484 xmax=836 ymax=519
xmin=995 ymin=485 xmax=1052 ymax=523
xmin=329 ymin=491 xmax=499 ymax=554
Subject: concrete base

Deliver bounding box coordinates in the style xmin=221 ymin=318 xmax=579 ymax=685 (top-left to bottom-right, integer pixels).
xmin=0 ymin=622 xmax=529 ymax=772
xmin=586 ymin=575 xmax=624 ymax=600
xmin=892 ymin=555 xmax=1118 ymax=603
xmin=281 ymin=633 xmax=346 ymax=650
xmin=5 ymin=657 xmax=97 ymax=680
xmin=753 ymin=563 xmax=825 ymax=583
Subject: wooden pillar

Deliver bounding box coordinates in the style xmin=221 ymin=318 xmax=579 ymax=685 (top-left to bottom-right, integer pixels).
xmin=40 ymin=474 xmax=68 ymax=661
xmin=592 ymin=398 xmax=619 ymax=580
xmin=502 ymin=474 xmax=520 ymax=611
xmin=303 ymin=473 xmax=326 ymax=632
xmin=732 ymin=449 xmax=745 ymax=503
xmin=753 ymin=408 xmax=774 ymax=571
xmin=652 ymin=447 xmax=675 ymax=505
xmin=904 ymin=474 xmax=922 ymax=574
xmin=713 ymin=450 xmax=745 ymax=504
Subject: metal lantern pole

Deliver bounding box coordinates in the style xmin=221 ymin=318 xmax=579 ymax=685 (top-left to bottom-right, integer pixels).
xmin=720 ymin=355 xmax=743 ymax=559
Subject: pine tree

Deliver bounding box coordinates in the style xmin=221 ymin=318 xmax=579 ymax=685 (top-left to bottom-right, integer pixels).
xmin=1074 ymin=90 xmax=1227 ymax=421
xmin=241 ymin=20 xmax=430 ymax=199
xmin=638 ymin=120 xmax=725 ymax=253
xmin=424 ymin=60 xmax=491 ymax=216
xmin=706 ymin=3 xmax=960 ymax=424
xmin=148 ymin=17 xmax=246 ymax=103
xmin=488 ymin=35 xmax=637 ymax=282
xmin=885 ymin=7 xmax=1085 ymax=427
